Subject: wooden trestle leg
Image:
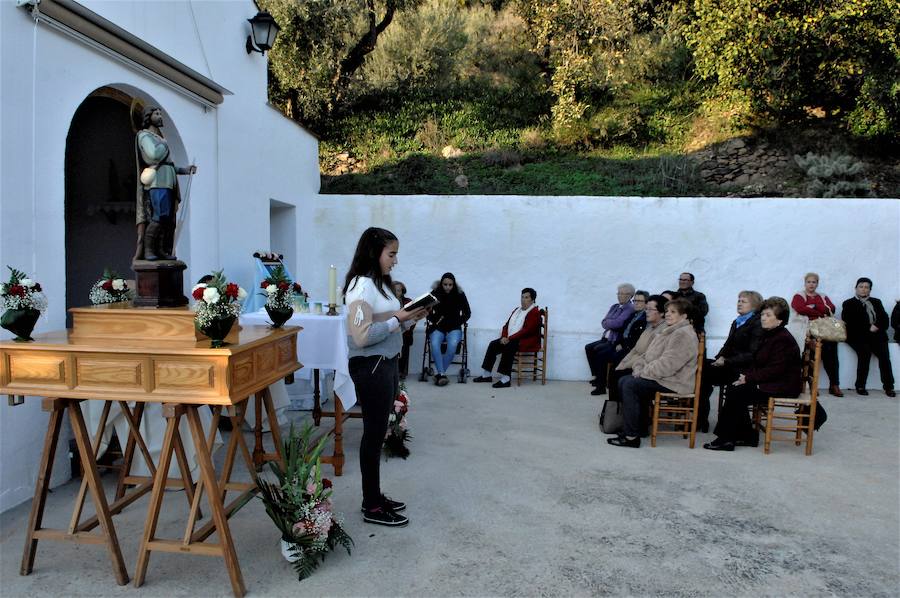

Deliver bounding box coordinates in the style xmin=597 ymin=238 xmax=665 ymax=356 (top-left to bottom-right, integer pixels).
xmin=20 ymin=398 xmax=129 ymax=585
xmin=134 ymin=395 xmax=282 ymax=598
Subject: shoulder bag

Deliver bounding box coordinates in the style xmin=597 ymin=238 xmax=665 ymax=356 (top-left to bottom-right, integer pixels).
xmin=808 ymin=304 xmax=846 ymax=342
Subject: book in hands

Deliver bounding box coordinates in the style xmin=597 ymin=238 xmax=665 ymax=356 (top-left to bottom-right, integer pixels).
xmin=403 ymin=292 xmax=439 ymax=311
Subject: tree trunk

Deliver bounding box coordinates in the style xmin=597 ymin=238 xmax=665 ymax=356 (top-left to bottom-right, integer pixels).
xmin=329 ymin=0 xmax=397 ymax=109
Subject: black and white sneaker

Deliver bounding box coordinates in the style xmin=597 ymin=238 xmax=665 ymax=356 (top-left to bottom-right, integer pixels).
xmin=363 ymin=507 xmax=409 ymax=527
xmin=360 ymin=494 xmax=406 ymax=513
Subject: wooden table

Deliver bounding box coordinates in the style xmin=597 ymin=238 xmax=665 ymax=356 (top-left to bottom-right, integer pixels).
xmin=0 ymin=305 xmax=300 ymax=597
xmin=241 ymin=309 xmax=360 ymax=476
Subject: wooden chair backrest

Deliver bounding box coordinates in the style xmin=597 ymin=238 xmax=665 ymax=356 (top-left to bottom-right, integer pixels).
xmin=804 ymin=337 xmax=822 ymax=402
xmin=692 ymin=333 xmax=706 ymax=398
xmin=539 ymin=307 xmax=549 ymax=353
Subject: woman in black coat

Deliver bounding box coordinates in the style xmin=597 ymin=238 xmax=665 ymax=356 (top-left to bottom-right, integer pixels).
xmin=697 ymin=290 xmax=765 ymax=433
xmin=841 ymin=277 xmax=895 ymax=397
xmin=704 ymin=296 xmax=802 ymax=451
xmin=426 ymin=273 xmax=471 ymax=386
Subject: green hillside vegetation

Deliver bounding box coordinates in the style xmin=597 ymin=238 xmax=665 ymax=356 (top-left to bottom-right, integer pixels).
xmin=262 ymin=0 xmax=900 ymax=197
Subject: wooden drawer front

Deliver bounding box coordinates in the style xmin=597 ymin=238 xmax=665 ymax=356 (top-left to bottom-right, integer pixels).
xmin=154 ymin=360 xmax=216 ymax=392
xmin=231 ymin=353 xmax=254 ymax=391
xmin=8 ymin=354 xmax=67 ymax=385
xmin=76 ymin=357 xmax=144 ymax=390
xmin=255 ymin=344 xmax=277 ymax=376
xmin=276 ymin=337 xmax=296 ymax=368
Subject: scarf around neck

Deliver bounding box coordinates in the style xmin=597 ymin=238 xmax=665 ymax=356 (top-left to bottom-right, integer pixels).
xmin=734 ymin=312 xmax=755 ymax=328
xmin=856 ymin=295 xmax=876 ymax=324
xmin=508 ymin=304 xmax=536 ymax=336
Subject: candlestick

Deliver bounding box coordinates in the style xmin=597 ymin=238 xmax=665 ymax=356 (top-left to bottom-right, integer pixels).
xmin=328 ymin=265 xmax=337 ymax=306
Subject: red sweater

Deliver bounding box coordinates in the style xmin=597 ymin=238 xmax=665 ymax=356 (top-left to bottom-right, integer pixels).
xmin=791 ymin=293 xmax=835 ymax=321
xmin=501 ymin=307 xmax=542 ymax=352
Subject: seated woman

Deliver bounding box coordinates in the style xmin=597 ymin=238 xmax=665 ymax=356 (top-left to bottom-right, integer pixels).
xmin=473 ymin=288 xmax=540 ymax=389
xmin=704 ymin=296 xmax=802 ymax=451
xmin=426 ymin=273 xmax=472 ymax=386
xmin=697 ymin=290 xmax=764 ymax=433
xmin=609 ymin=298 xmax=698 ymax=448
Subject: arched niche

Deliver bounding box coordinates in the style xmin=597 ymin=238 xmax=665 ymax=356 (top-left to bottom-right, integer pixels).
xmin=64 ymin=85 xmax=191 ymax=321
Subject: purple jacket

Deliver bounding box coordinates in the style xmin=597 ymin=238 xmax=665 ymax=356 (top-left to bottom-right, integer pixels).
xmin=601 ymin=302 xmax=635 ymax=344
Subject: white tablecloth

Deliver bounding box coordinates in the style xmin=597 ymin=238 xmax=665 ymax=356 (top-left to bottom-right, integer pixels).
xmin=240 ymin=308 xmax=356 ymax=409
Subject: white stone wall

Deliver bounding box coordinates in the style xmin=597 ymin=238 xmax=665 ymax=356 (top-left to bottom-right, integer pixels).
xmin=0 ymin=0 xmax=318 ymax=512
xmin=310 ymin=195 xmax=900 ymax=385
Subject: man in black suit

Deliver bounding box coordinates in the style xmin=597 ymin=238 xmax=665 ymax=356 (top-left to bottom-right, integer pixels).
xmin=842 ymin=277 xmax=895 ymax=397
xmin=675 ymin=272 xmax=709 ymax=332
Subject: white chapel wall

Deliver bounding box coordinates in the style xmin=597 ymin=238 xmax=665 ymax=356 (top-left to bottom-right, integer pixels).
xmin=0 ymin=0 xmax=318 ymax=512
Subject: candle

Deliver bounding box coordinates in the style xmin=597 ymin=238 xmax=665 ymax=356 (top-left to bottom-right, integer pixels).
xmin=328 ymin=265 xmax=337 ymax=305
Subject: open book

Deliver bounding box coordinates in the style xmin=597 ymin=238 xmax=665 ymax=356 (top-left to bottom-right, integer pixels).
xmin=403 ymin=291 xmax=439 ymax=311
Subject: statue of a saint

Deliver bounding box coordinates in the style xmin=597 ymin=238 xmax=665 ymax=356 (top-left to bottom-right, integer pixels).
xmin=134 ymin=106 xmax=196 ymax=261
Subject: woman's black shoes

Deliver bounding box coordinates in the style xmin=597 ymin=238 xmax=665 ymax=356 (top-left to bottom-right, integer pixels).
xmin=362 ymin=507 xmax=409 ymax=527
xmin=607 ymin=435 xmax=640 ymax=448
xmin=473 ymin=376 xmax=492 ymax=383
xmin=856 ymin=388 xmax=869 ymax=396
xmin=703 ymin=438 xmax=735 ymax=451
xmin=886 ymin=389 xmax=896 ymax=398
xmin=492 ymin=380 xmax=511 ymax=388
xmin=361 ymin=494 xmax=406 ymax=513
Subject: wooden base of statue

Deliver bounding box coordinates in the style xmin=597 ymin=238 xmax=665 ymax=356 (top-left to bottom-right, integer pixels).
xmin=132 ymin=259 xmax=188 ymax=307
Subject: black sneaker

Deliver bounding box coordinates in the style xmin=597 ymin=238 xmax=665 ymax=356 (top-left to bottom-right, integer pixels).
xmin=363 ymin=507 xmax=409 ymax=527
xmin=361 ymin=495 xmax=406 ymax=513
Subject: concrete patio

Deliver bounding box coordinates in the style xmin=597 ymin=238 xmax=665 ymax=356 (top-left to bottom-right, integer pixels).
xmin=1 ymin=380 xmax=898 ymax=597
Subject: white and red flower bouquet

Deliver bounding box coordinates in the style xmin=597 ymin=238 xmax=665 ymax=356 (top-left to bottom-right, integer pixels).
xmin=89 ymin=268 xmax=134 ymax=305
xmin=191 ymin=270 xmax=247 ymax=347
xmin=384 ymin=382 xmax=412 ymax=459
xmin=258 ymin=424 xmax=353 ymax=581
xmin=1 ymin=266 xmax=47 ymax=341
xmin=259 ymin=265 xmax=304 ymax=327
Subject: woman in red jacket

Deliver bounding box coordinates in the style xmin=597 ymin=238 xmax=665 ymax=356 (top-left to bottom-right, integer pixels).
xmin=473 ymin=288 xmax=541 ymax=389
xmin=791 ymin=272 xmax=841 ymax=396
xmin=705 ymin=297 xmax=802 ymax=451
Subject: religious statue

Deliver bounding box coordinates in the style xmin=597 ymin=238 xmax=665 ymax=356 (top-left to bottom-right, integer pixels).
xmin=134 ymin=106 xmax=196 ymax=261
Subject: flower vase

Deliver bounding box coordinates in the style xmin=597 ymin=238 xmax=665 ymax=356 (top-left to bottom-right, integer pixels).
xmin=1 ymin=308 xmax=40 ymax=342
xmin=200 ymin=315 xmax=236 ymax=348
xmin=280 ymin=538 xmax=300 ymax=563
xmin=265 ymin=305 xmax=293 ymax=328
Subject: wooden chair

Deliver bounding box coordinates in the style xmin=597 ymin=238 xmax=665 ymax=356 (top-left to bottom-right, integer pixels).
xmin=757 ymin=338 xmax=822 ymax=455
xmin=650 ymin=333 xmax=706 ymax=448
xmin=513 ymin=307 xmax=548 ymax=385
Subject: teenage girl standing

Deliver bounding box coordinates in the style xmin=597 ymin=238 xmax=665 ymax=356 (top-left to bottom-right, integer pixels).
xmin=344 ymin=227 xmax=427 ymax=526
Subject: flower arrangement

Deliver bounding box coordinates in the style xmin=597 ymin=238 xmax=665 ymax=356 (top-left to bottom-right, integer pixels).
xmin=89 ymin=268 xmax=134 ymax=305
xmin=1 ymin=266 xmax=47 ymax=341
xmin=1 ymin=267 xmax=47 ymax=312
xmin=191 ymin=270 xmax=246 ymax=346
xmin=384 ymin=382 xmax=412 ymax=459
xmin=260 ymin=265 xmax=304 ymax=311
xmin=258 ymin=424 xmax=353 ymax=581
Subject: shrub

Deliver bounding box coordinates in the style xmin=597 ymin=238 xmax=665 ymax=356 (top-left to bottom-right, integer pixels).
xmin=685 ymin=0 xmax=900 ymax=140
xmin=794 ymin=152 xmax=871 ymax=198
xmin=482 ymin=148 xmax=521 ymax=167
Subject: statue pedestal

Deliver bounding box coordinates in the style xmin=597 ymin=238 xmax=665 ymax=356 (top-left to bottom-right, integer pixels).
xmin=132 ymin=260 xmax=188 ymax=308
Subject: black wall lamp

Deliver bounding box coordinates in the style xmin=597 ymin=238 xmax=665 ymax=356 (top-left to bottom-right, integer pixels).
xmin=246 ymin=10 xmax=280 ymax=55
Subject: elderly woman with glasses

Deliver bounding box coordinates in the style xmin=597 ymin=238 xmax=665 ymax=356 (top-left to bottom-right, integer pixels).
xmin=704 ymin=297 xmax=802 ymax=451
xmin=696 ymin=290 xmax=765 ymax=433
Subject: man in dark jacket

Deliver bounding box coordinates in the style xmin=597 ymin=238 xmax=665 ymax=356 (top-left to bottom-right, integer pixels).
xmin=675 ymin=272 xmax=709 ymax=332
xmin=841 ymin=277 xmax=895 ymax=397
